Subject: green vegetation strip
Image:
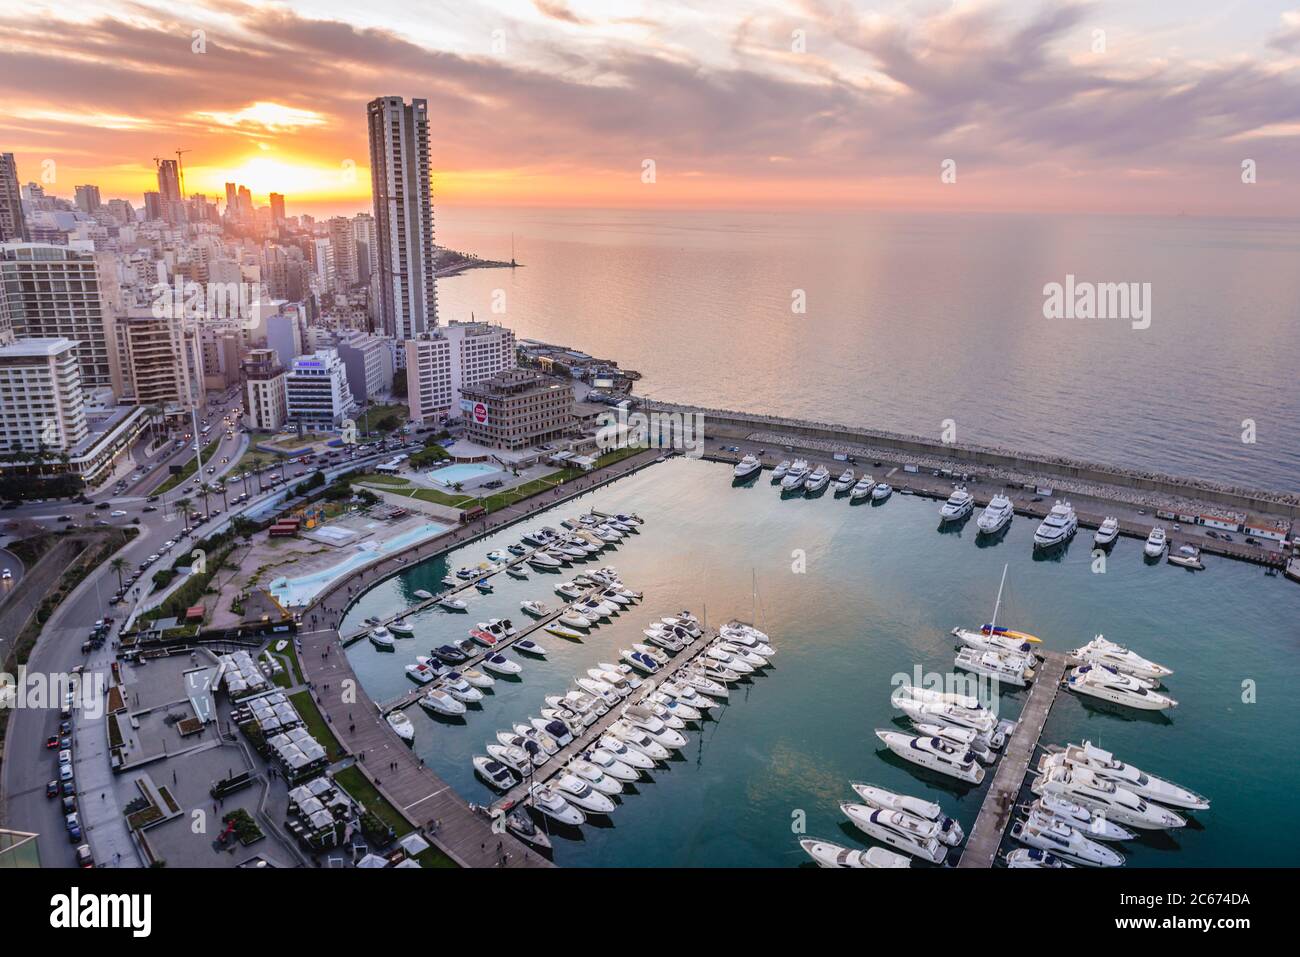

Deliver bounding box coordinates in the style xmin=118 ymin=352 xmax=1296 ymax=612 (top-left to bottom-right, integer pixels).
xmin=288 ymin=690 xmax=345 ymax=762
xmin=153 ymin=439 xmax=223 ymax=494
xmin=331 ymin=766 xmax=457 ymax=868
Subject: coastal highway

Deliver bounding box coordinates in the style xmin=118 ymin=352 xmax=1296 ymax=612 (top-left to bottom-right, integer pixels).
xmin=0 ymin=420 xmax=394 ymax=866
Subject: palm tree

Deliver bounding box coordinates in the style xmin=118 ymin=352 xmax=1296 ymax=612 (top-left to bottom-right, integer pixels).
xmin=216 ymin=478 xmax=229 ymax=511
xmin=251 ymin=456 xmax=265 ymax=492
xmin=176 ymin=496 xmax=192 ymax=526
xmin=109 ymin=557 xmax=127 ymax=591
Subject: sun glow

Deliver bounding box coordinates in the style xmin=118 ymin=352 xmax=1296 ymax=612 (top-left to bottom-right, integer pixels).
xmin=189 ymin=155 xmax=369 ymax=203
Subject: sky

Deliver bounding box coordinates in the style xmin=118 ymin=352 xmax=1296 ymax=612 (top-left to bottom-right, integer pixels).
xmin=3 ymin=0 xmax=1300 ymax=217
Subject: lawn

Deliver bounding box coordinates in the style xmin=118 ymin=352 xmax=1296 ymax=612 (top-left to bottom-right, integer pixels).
xmin=288 ymin=690 xmax=345 ymax=762
xmin=153 ymin=439 xmax=223 ymax=494
xmin=355 ymin=402 xmax=409 ymax=434
xmin=353 ymin=473 xmax=411 ymax=486
xmin=332 ymin=765 xmax=457 ymax=868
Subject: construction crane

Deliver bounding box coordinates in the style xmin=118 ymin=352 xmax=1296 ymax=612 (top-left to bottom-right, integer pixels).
xmin=176 ymin=149 xmax=191 ymax=196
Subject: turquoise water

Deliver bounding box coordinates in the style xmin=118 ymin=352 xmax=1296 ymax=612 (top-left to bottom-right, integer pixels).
xmin=343 ymin=458 xmax=1300 ymax=867
xmin=269 ymin=521 xmax=450 ymax=607
xmin=429 ymin=463 xmax=501 ymax=486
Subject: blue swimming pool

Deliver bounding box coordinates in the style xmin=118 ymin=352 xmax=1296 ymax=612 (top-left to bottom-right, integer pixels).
xmin=428 ymin=462 xmax=500 ymax=486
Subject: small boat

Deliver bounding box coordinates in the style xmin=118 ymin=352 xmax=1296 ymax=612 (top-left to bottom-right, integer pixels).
xmin=528 ymin=784 xmax=585 ymax=827
xmin=388 ymin=618 xmax=415 ymax=637
xmin=528 ymin=552 xmax=562 ymax=570
xmin=1144 ymin=526 xmax=1168 ymax=558
xmin=472 ymin=755 xmax=518 ymax=791
xmin=832 ymin=468 xmax=855 ymax=493
xmin=487 ymin=549 xmax=510 ymax=563
xmin=803 ymin=464 xmax=831 ymax=492
xmin=514 ymin=638 xmax=547 ymax=657
xmin=438 ymin=597 xmax=468 ymax=612
xmin=1168 ymin=544 xmax=1204 ymax=570
xmin=1003 ymin=847 xmax=1073 ymax=869
xmin=504 ymin=806 xmax=552 ymax=851
xmin=368 ymin=627 xmax=395 ymax=650
xmin=507 ymin=544 xmax=528 ymax=556
xmin=871 ymin=483 xmax=893 ymax=501
xmin=545 ymin=624 xmax=584 ymax=641
xmin=460 ymin=667 xmax=495 ymax=689
xmin=732 ymin=454 xmax=762 ymax=479
xmin=558 ymin=610 xmax=593 ymax=630
xmin=505 ymin=566 xmax=530 ymax=580
xmin=481 ymin=652 xmax=522 ymax=676
xmin=1093 ymin=517 xmax=1120 ymax=547
xmin=474 ymin=579 xmax=494 ymax=593
xmin=431 ymin=643 xmax=468 ymax=665
xmin=413 ymin=589 xmax=434 ymax=600
xmin=441 ymin=673 xmax=484 ymax=703
xmin=939 ymin=486 xmax=974 ymax=522
xmin=420 ymin=689 xmax=466 ymax=716
xmin=386 ymin=710 xmax=415 ymax=743
xmin=478 ymin=618 xmax=517 ymax=639
xmin=554 ymin=581 xmax=583 ymax=599
xmin=800 ymin=839 xmax=912 ymax=868
xmin=405 ymin=663 xmax=437 ymax=684
xmin=520 ymin=600 xmax=549 ymax=618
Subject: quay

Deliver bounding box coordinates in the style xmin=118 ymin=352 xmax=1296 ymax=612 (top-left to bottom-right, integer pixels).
xmin=957 ymin=649 xmax=1070 ymax=868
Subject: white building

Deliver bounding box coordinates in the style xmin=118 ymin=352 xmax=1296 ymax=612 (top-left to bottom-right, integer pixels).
xmin=243 ymin=348 xmax=288 ymax=431
xmin=336 ymin=329 xmax=393 ymax=403
xmin=0 ymin=337 xmax=88 ymax=454
xmin=285 ymin=348 xmax=356 ymax=428
xmin=404 ymin=321 xmax=516 ymax=424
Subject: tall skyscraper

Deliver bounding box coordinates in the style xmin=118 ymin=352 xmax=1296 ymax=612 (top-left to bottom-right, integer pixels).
xmin=225 ymin=182 xmax=238 ymax=213
xmin=0 ymin=153 xmax=28 ymax=243
xmin=74 ymin=184 xmax=101 ymax=214
xmin=328 ymin=216 xmax=358 ymax=289
xmin=157 ymin=159 xmax=181 ymax=203
xmin=269 ymin=192 xmax=285 ymax=223
xmin=367 ymin=95 xmax=437 ymax=346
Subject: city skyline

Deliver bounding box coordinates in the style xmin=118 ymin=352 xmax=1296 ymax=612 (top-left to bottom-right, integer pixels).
xmin=3 ymin=0 xmax=1300 ymax=216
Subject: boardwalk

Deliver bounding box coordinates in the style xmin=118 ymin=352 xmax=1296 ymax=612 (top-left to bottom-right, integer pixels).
xmin=957 ymin=650 xmax=1069 ymax=868
xmin=297 ymin=626 xmax=551 ymax=868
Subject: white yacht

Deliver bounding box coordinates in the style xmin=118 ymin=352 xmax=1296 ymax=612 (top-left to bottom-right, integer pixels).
xmin=527 ymin=552 xmax=563 ymax=570
xmin=732 ymin=454 xmax=762 ymax=479
xmin=832 ymin=468 xmax=856 ymax=493
xmin=621 ymin=705 xmax=687 ymax=748
xmin=840 ymin=804 xmax=947 ymax=864
xmin=368 ymin=627 xmax=395 ymax=650
xmin=1010 ymin=816 xmax=1125 ymax=868
xmin=803 ymin=464 xmax=831 ymax=493
xmin=850 ymin=783 xmax=964 ymax=845
xmin=552 ymin=773 xmax=617 ymax=814
xmin=420 ymin=689 xmax=466 ymax=717
xmin=1070 ymin=635 xmax=1172 ymax=681
xmin=1032 ymin=765 xmax=1186 ymax=830
xmin=472 ymin=755 xmax=518 ymax=792
xmin=486 ymin=743 xmax=533 ymax=775
xmin=1066 ymin=664 xmax=1178 ymax=710
xmin=875 ymin=730 xmax=985 ymax=784
xmin=413 ymin=589 xmax=434 ymax=601
xmin=1033 ymin=500 xmax=1078 ymax=549
xmin=568 ymin=759 xmax=624 ymax=796
xmin=404 ymin=662 xmax=437 ymax=684
xmin=850 ymin=475 xmax=876 ymax=501
xmin=520 ymin=599 xmax=549 ymax=618
xmin=892 ymin=693 xmax=997 ymax=735
xmin=514 ymin=638 xmax=546 ymax=657
xmin=871 ymin=483 xmax=893 ymax=501
xmin=951 ymin=626 xmax=1037 ymax=659
xmin=558 ymin=610 xmax=593 ymax=630
xmin=596 ymin=735 xmax=656 ymax=770
xmin=780 ymin=459 xmax=810 ymax=491
xmin=911 ymin=722 xmax=994 ymax=764
xmin=441 ymin=673 xmax=484 ymax=703
xmin=386 ymin=710 xmax=415 ymax=743
xmin=1093 ymin=517 xmax=1120 ymax=547
xmin=481 ymin=652 xmax=522 ymax=677
xmin=1144 ymin=526 xmax=1168 ymax=558
xmin=1003 ymin=847 xmax=1074 ymax=869
xmin=954 ymin=647 xmax=1034 ymax=687
xmin=607 ymin=721 xmax=671 ymax=761
xmin=772 ymin=460 xmax=791 ymax=480
xmin=585 ymin=747 xmax=640 ymax=782
xmin=528 ymin=784 xmax=585 ymax=826
xmin=388 ymin=618 xmax=415 ymax=637
xmin=1047 ymin=742 xmax=1208 ymax=810
xmin=497 ymin=731 xmax=548 ymax=767
xmin=800 ymin=839 xmax=909 ymax=869
xmin=939 ymin=486 xmax=975 ymax=522
xmin=1026 ymin=793 xmax=1136 ymax=842
xmin=976 ymin=494 xmax=1014 ymax=534
xmin=438 ymin=597 xmax=468 ymax=612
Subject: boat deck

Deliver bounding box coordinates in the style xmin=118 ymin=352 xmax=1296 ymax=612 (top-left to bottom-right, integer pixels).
xmin=957 ymin=649 xmax=1069 ymax=868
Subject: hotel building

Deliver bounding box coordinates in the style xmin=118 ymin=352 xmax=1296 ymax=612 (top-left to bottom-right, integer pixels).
xmin=404 ymin=320 xmax=516 ymax=424
xmin=459 ymin=368 xmax=574 ymax=450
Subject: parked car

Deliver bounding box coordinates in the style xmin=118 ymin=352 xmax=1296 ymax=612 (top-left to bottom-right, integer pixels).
xmin=46 ymin=780 xmax=59 ymax=798
xmin=75 ymin=844 xmax=94 ymax=868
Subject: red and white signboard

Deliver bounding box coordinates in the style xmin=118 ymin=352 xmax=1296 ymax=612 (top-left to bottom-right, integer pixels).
xmin=472 ymin=402 xmax=488 ymax=424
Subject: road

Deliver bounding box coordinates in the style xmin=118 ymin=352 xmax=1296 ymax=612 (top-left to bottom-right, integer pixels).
xmin=0 ymin=398 xmax=404 ymax=867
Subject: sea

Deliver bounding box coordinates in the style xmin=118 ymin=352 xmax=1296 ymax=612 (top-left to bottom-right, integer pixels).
xmin=343 ymin=457 xmax=1300 ymax=867
xmin=436 ymin=207 xmax=1300 ymax=494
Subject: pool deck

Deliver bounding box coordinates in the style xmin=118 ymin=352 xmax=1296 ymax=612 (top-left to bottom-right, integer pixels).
xmin=957 ymin=650 xmax=1070 ymax=868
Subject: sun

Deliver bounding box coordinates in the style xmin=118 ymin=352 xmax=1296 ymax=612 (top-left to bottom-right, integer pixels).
xmin=190 ymin=155 xmax=368 ymax=203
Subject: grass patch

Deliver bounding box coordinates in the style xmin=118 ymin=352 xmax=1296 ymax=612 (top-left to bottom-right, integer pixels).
xmin=355 ymin=402 xmax=409 ymax=435
xmin=331 ymin=765 xmax=457 ymax=868
xmin=153 ymin=439 xmax=222 ymax=494
xmin=354 ymin=473 xmax=411 ymax=486
xmin=288 ymin=690 xmax=345 ymax=762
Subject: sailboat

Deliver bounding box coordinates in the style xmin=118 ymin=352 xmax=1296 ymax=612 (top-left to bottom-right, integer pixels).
xmin=951 ymin=564 xmax=1039 ymax=678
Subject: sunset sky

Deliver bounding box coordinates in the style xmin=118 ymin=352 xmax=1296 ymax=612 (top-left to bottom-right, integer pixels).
xmin=3 ymin=0 xmax=1300 ymax=217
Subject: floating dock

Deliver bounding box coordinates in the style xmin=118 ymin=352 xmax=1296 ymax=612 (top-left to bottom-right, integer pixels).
xmin=957 ymin=650 xmax=1069 ymax=868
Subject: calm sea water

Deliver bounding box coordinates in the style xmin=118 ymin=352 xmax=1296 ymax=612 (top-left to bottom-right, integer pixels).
xmin=344 ymin=458 xmax=1300 ymax=867
xmin=437 ymin=207 xmax=1300 ymax=492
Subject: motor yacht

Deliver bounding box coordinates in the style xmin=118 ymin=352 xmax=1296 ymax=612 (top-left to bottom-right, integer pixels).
xmin=438 ymin=597 xmax=468 ymax=612
xmin=527 ymin=552 xmax=562 ymax=570
xmin=718 ymin=626 xmax=776 ymax=657
xmin=496 ymin=731 xmax=547 ymax=767
xmin=467 ymin=628 xmax=500 ymax=649
xmin=585 ymin=747 xmax=640 ymax=782
xmin=503 ymin=807 xmax=552 ymax=851
xmin=643 ymin=629 xmax=686 ymax=653
xmin=875 ymin=730 xmax=985 ymax=784
xmin=1066 ymin=664 xmax=1177 ymax=710
xmin=514 ymin=723 xmax=560 ymax=755
xmin=486 ymin=742 xmax=533 ymax=775
xmin=911 ymin=722 xmax=994 ymax=764
xmin=780 ymin=459 xmax=810 ymax=491
xmin=951 ymin=626 xmax=1037 ymax=659
xmin=1047 ymin=742 xmax=1208 ymax=810
xmin=530 ymin=716 xmax=573 ymax=747
xmin=800 ymin=839 xmax=911 ymax=869
xmin=939 ymin=486 xmax=975 ymax=522
xmin=528 ymin=784 xmax=585 ymax=826
xmin=587 ymin=667 xmax=632 ymax=696
xmin=479 ymin=618 xmax=517 ymax=639
xmin=569 ymin=759 xmax=625 ymax=796
xmin=658 ymin=679 xmax=719 ymax=711
xmin=1032 ymin=765 xmax=1186 ymax=829
xmin=520 ymin=600 xmax=550 ymax=618
xmin=1010 ymin=816 xmax=1124 ymax=868
xmin=645 ymin=690 xmax=701 ymax=723
xmin=596 ymin=735 xmax=656 ymax=770
xmin=431 ymin=643 xmax=469 ymax=665
xmin=621 ymin=705 xmax=687 ymax=748
xmin=1033 ymin=500 xmax=1078 ymax=549
xmin=487 ymin=549 xmax=510 ymax=564
xmin=620 ymin=648 xmax=660 ymax=674
xmin=368 ymin=627 xmax=395 ymax=650
xmin=840 ymin=804 xmax=947 ymax=864
xmin=772 ymin=460 xmax=791 ymax=480
xmin=460 ymin=664 xmax=495 ymax=689
xmin=891 ymin=684 xmax=983 ymax=711
xmin=1003 ymin=847 xmax=1073 ymax=869
xmin=386 ymin=710 xmax=415 ymax=743
xmin=1168 ymin=545 xmax=1205 ymax=570
xmin=404 ymin=662 xmax=437 ymax=684
xmin=607 ymin=721 xmax=671 ymax=761
xmin=559 ymin=610 xmax=593 ymax=630
xmin=576 ymin=677 xmax=621 ymax=707
xmin=976 ymin=494 xmax=1014 ymax=534
xmin=481 ymin=652 xmax=522 ymax=677
xmin=714 ymin=640 xmax=768 ymax=668
xmin=1024 ymin=794 xmax=1137 ymax=842
xmin=832 ymin=468 xmax=856 ymax=493
xmin=420 ymin=689 xmax=466 ymax=717
xmin=954 ymin=647 xmax=1034 ymax=687
xmin=550 ymin=773 xmax=618 ymax=814
xmin=803 ymin=464 xmax=831 ymax=493
xmin=388 ymin=618 xmax=415 ymax=637
xmin=545 ymin=624 xmax=585 ymax=642
xmin=413 ymin=589 xmax=434 ymax=601
xmin=474 ymin=580 xmax=494 ymax=593
xmin=598 ymin=661 xmax=642 ymax=690
xmin=1070 ymin=635 xmax=1172 ymax=681
xmin=871 ymin=483 xmax=893 ymax=501
xmin=514 ymin=638 xmax=546 ymax=657
xmin=850 ymin=783 xmax=964 ymax=846
xmin=733 ymin=454 xmax=763 ymax=480
xmin=441 ymin=673 xmax=484 ymax=703
xmin=704 ymin=645 xmax=754 ymax=675
xmin=472 ymin=755 xmax=518 ymax=791
xmin=1144 ymin=526 xmax=1168 ymax=558
xmin=554 ymin=581 xmax=583 ymax=600
xmin=850 ymin=475 xmax=876 ymax=501
xmin=1093 ymin=517 xmax=1120 ymax=547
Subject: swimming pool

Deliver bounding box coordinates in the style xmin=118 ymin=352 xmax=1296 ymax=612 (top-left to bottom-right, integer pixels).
xmin=427 ymin=462 xmax=501 ymax=487
xmin=268 ymin=521 xmax=450 ymax=607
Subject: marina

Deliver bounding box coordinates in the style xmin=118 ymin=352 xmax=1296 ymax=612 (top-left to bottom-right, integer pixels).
xmin=337 ymin=456 xmax=1300 ymax=867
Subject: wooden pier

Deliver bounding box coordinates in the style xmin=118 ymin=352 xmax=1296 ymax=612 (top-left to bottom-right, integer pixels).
xmin=957 ymin=650 xmax=1069 ymax=868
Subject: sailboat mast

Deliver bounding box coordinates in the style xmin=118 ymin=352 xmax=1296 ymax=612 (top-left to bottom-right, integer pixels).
xmin=990 ymin=563 xmax=1009 ymax=631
